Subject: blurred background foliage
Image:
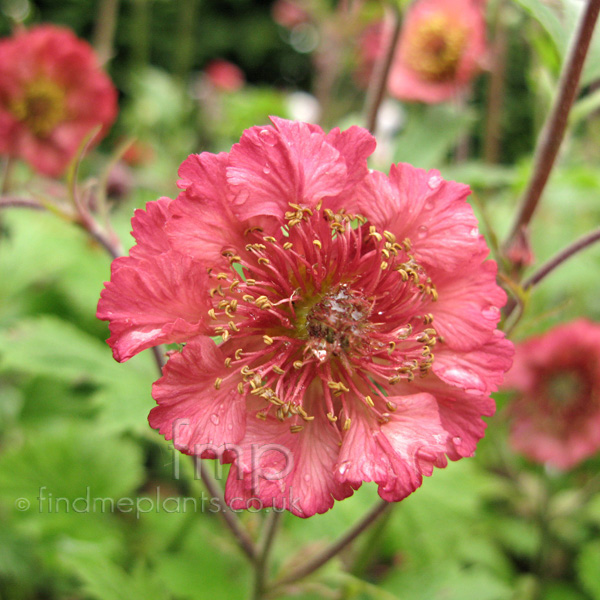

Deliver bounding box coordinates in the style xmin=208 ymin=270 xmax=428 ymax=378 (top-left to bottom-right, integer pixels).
xmin=1 ymin=0 xmax=600 ymax=599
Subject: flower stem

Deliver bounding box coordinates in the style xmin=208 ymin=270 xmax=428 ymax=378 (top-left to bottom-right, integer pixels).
xmin=195 ymin=458 xmax=257 ymax=563
xmin=503 ymin=0 xmax=600 ymax=255
xmin=270 ymin=498 xmax=392 ymax=590
xmin=364 ymin=5 xmax=402 ymax=134
xmin=252 ymin=511 xmax=282 ymax=600
xmin=503 ymin=226 xmax=600 ymax=320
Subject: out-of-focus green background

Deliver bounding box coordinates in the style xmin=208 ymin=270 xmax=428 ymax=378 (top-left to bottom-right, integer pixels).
xmin=1 ymin=1 xmax=600 ymax=599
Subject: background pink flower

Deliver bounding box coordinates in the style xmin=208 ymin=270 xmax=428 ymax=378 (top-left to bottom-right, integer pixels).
xmin=98 ymin=117 xmax=513 ymax=517
xmin=0 ymin=25 xmax=117 ymax=176
xmin=205 ymin=59 xmax=245 ymax=92
xmin=504 ymin=319 xmax=600 ymax=470
xmin=388 ymin=0 xmax=488 ymax=103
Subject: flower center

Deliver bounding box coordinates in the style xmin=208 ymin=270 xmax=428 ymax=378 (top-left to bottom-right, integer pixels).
xmin=304 ymin=284 xmax=372 ymax=362
xmin=10 ymin=79 xmax=66 ymax=137
xmin=206 ymin=204 xmax=440 ymax=434
xmin=403 ymin=14 xmax=466 ymax=82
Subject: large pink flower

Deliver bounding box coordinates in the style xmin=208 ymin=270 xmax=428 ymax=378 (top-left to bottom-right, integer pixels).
xmin=388 ymin=0 xmax=487 ymax=103
xmin=98 ymin=117 xmax=513 ymax=517
xmin=504 ymin=319 xmax=600 ymax=470
xmin=0 ymin=25 xmax=117 ymax=177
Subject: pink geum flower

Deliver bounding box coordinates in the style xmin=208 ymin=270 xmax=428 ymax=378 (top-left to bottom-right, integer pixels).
xmin=205 ymin=59 xmax=245 ymax=93
xmin=98 ymin=117 xmax=513 ymax=517
xmin=388 ymin=0 xmax=487 ymax=103
xmin=504 ymin=319 xmax=600 ymax=471
xmin=0 ymin=25 xmax=117 ymax=177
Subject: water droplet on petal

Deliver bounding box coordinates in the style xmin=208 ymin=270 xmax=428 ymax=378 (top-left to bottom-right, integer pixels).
xmin=452 ymin=436 xmax=462 ymax=446
xmin=470 ymin=227 xmax=479 ymax=238
xmin=424 ymin=200 xmax=434 ymax=210
xmin=259 ymin=128 xmax=277 ymax=146
xmin=427 ymin=175 xmax=442 ymax=189
xmin=263 ymin=163 xmax=271 ymax=174
xmin=338 ymin=460 xmax=351 ymax=476
xmin=481 ymin=305 xmax=500 ymax=320
xmin=417 ymin=225 xmax=428 ymax=239
xmin=303 ymin=474 xmax=311 ymax=483
xmin=210 ymin=414 xmax=220 ymax=426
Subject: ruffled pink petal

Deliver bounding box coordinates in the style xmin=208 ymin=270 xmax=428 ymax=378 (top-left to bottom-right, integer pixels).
xmin=129 ymin=197 xmax=172 ymax=258
xmin=226 ymin=117 xmax=348 ymax=220
xmin=224 ymin=403 xmax=355 ymax=517
xmin=97 ymin=252 xmax=210 ymax=362
xmin=335 ymin=394 xmax=448 ymax=502
xmin=167 ymin=152 xmax=253 ymax=266
xmin=324 ymin=125 xmax=377 ymax=190
xmin=436 ymin=393 xmax=496 ymax=460
xmin=433 ymin=330 xmax=514 ymax=396
xmin=429 ymin=256 xmax=507 ymax=351
xmin=356 ymin=164 xmax=482 ymax=272
xmin=149 ymin=337 xmax=246 ymax=455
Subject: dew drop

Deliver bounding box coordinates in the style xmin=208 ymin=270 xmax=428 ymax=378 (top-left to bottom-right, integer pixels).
xmin=338 ymin=460 xmax=351 ymax=476
xmin=427 ymin=175 xmax=442 ymax=189
xmin=452 ymin=436 xmax=462 ymax=446
xmin=303 ymin=474 xmax=311 ymax=483
xmin=424 ymin=200 xmax=434 ymax=210
xmin=417 ymin=225 xmax=428 ymax=239
xmin=470 ymin=227 xmax=479 ymax=238
xmin=263 ymin=163 xmax=271 ymax=174
xmin=210 ymin=414 xmax=220 ymax=426
xmin=259 ymin=128 xmax=277 ymax=146
xmin=481 ymin=305 xmax=500 ymax=320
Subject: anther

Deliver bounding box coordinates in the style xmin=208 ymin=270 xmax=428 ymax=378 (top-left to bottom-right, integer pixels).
xmin=290 ymin=425 xmax=304 ymax=433
xmin=283 ymin=242 xmax=293 ymax=250
xmin=293 ymin=360 xmax=303 ymax=370
xmin=273 ymin=366 xmax=285 ymax=375
xmin=208 ymin=308 xmax=218 ymax=320
xmin=237 ymin=382 xmax=245 ymax=394
xmin=327 ymin=412 xmax=338 ymax=423
xmin=343 ymin=418 xmax=352 ymax=431
xmin=365 ymin=395 xmax=375 ymax=407
xmin=214 ymin=378 xmax=222 ymax=390
xmin=235 ymin=349 xmax=244 ymax=360
xmin=263 ymin=335 xmax=274 ymax=345
xmin=386 ymin=401 xmax=397 ymax=412
xmin=313 ymin=240 xmax=322 ymax=249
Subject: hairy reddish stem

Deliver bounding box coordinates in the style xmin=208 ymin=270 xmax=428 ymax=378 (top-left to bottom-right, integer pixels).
xmin=504 ymin=0 xmax=600 ymax=254
xmin=271 ymin=499 xmax=392 ymax=590
xmin=503 ymin=226 xmax=600 ymax=320
xmin=364 ymin=6 xmax=402 ymax=134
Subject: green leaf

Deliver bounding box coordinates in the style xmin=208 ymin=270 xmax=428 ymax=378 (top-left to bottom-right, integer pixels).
xmin=60 ymin=541 xmax=169 ymax=600
xmin=576 ymin=541 xmax=600 ymax=600
xmin=0 ymin=423 xmax=144 ymax=510
xmin=0 ymin=315 xmax=159 ymax=434
xmin=392 ymin=104 xmax=476 ymax=169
